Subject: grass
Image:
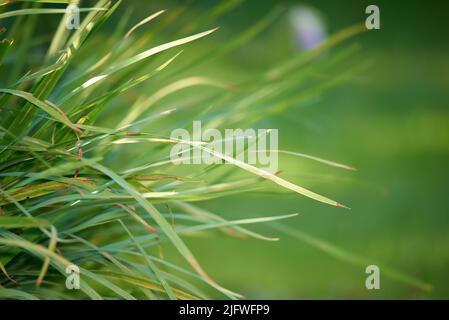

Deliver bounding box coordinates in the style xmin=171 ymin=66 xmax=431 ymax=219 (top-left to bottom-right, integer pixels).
xmin=0 ymin=0 xmax=431 ymax=299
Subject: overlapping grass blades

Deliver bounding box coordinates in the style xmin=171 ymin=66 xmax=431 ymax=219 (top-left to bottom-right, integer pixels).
xmin=0 ymin=0 xmax=430 ymax=300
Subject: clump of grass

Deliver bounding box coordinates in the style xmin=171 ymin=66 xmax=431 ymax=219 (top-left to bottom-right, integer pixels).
xmin=0 ymin=0 xmax=430 ymax=299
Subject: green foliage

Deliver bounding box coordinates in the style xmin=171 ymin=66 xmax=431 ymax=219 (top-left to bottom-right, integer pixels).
xmin=0 ymin=0 xmax=429 ymax=299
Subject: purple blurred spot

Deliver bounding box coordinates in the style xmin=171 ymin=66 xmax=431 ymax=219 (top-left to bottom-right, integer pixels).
xmin=289 ymin=5 xmax=327 ymax=50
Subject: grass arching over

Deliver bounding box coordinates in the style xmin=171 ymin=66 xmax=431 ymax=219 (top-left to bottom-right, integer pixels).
xmin=0 ymin=0 xmax=431 ymax=299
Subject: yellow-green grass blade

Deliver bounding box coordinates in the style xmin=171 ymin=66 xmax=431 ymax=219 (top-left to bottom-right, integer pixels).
xmin=0 ymin=89 xmax=79 ymax=132
xmin=252 ymin=149 xmax=356 ymax=171
xmin=0 ymin=216 xmax=50 ymax=228
xmin=36 ymin=225 xmax=58 ymax=287
xmin=119 ymin=220 xmax=177 ymax=300
xmin=173 ymin=139 xmax=349 ymax=208
xmin=125 ymin=9 xmax=165 ymax=39
xmin=96 ymin=271 xmax=200 ymax=300
xmin=0 ymin=7 xmax=107 ymax=20
xmin=67 ymin=28 xmax=218 ymax=101
xmin=172 ymin=201 xmax=280 ymax=241
xmin=0 ymin=236 xmax=102 ymax=299
xmin=0 ymin=287 xmax=38 ymax=300
xmin=119 ymin=76 xmax=231 ymax=127
xmin=176 ymin=213 xmax=298 ymax=235
xmin=89 ymin=162 xmax=242 ymax=299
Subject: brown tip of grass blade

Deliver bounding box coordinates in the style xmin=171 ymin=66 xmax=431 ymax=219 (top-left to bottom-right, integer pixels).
xmin=146 ymin=225 xmax=159 ymax=234
xmin=0 ymin=262 xmax=19 ymax=287
xmin=336 ymin=202 xmax=351 ymax=210
xmin=343 ymin=164 xmax=357 ymax=171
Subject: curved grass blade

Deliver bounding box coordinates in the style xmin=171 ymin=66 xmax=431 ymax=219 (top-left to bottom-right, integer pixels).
xmin=172 ymin=201 xmax=280 ymax=241
xmin=176 ymin=213 xmax=298 ymax=235
xmin=0 ymin=89 xmax=80 ymax=132
xmin=0 ymin=235 xmax=103 ymax=299
xmin=125 ymin=9 xmax=165 ymax=39
xmin=64 ymin=28 xmax=218 ymax=103
xmin=89 ymin=162 xmax=242 ymax=299
xmin=0 ymin=287 xmax=38 ymax=300
xmin=97 ymin=271 xmax=199 ymax=300
xmin=119 ymin=220 xmax=177 ymax=300
xmin=252 ymin=149 xmax=356 ymax=171
xmin=0 ymin=7 xmax=107 ymax=20
xmin=36 ymin=225 xmax=57 ymax=287
xmin=173 ymin=138 xmax=349 ymax=208
xmin=119 ymin=76 xmax=231 ymax=127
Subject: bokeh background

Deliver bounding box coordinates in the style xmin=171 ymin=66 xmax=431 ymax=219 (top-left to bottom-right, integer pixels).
xmin=138 ymin=0 xmax=449 ymax=299
xmin=14 ymin=0 xmax=447 ymax=299
xmin=106 ymin=0 xmax=449 ymax=299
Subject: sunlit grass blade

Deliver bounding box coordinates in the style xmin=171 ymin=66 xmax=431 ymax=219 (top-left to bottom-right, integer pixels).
xmin=119 ymin=76 xmax=231 ymax=127
xmin=65 ymin=28 xmax=218 ymax=102
xmin=252 ymin=149 xmax=356 ymax=171
xmin=125 ymin=9 xmax=165 ymax=39
xmin=174 ymin=139 xmax=349 ymax=208
xmin=0 ymin=7 xmax=107 ymax=20
xmin=172 ymin=201 xmax=280 ymax=241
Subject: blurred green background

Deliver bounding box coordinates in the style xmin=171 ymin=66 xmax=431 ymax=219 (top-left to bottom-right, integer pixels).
xmin=60 ymin=0 xmax=449 ymax=298
xmin=155 ymin=0 xmax=449 ymax=299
